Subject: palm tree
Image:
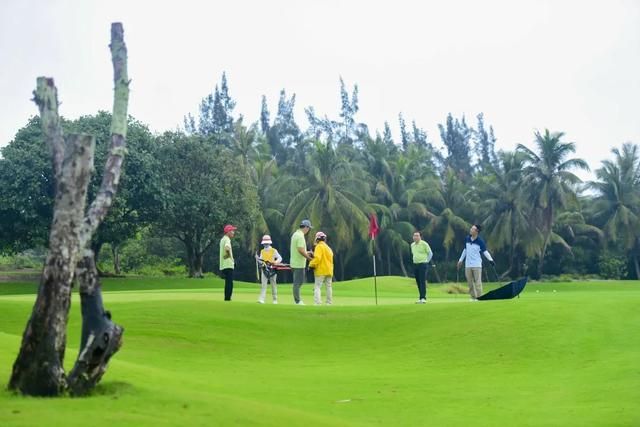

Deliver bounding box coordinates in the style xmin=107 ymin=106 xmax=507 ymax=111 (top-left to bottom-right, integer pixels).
xmin=247 ymin=158 xmax=286 ymax=252
xmin=230 ymin=119 xmax=259 ymax=168
xmin=588 ymin=143 xmax=640 ymax=278
xmin=424 ymin=167 xmax=471 ymax=280
xmin=476 ymin=151 xmax=533 ymax=278
xmin=356 ymin=137 xmax=407 ymax=276
xmin=362 ymin=141 xmax=438 ymax=277
xmin=369 ymin=203 xmax=415 ymax=277
xmin=360 ymin=136 xmax=396 ymax=206
xmin=517 ymin=129 xmax=590 ymax=277
xmin=553 ymin=210 xmax=603 ymax=252
xmin=284 ymin=140 xmax=370 ymax=279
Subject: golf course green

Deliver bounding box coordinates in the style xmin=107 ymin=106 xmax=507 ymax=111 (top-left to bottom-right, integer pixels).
xmin=1 ymin=276 xmax=638 ymax=426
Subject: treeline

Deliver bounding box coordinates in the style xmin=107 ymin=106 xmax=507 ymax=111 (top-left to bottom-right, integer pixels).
xmin=1 ymin=73 xmax=638 ymax=281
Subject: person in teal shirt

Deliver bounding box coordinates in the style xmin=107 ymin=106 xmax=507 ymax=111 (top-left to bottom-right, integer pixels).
xmin=410 ymin=231 xmax=433 ymax=304
xmin=290 ymin=219 xmax=313 ymax=305
xmin=220 ymin=224 xmax=237 ymax=301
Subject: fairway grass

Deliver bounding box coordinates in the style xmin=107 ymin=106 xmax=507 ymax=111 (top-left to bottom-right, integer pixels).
xmin=1 ymin=277 xmax=639 ymax=426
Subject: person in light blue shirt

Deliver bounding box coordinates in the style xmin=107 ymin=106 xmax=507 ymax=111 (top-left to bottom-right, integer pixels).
xmin=457 ymin=224 xmax=495 ymax=300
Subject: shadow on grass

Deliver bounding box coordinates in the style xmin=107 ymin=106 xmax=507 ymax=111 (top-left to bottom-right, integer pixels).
xmin=91 ymin=381 xmax=136 ymax=398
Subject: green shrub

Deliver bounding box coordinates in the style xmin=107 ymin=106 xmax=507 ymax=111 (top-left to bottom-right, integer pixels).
xmin=598 ymin=254 xmax=628 ymax=279
xmin=134 ymin=260 xmax=186 ymax=277
xmin=0 ymin=250 xmax=45 ymax=270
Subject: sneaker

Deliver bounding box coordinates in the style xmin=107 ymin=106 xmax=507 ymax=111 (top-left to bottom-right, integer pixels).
xmin=415 ymin=299 xmax=426 ymax=304
xmin=272 ymin=300 xmax=278 ymax=305
xmin=296 ymin=301 xmax=305 ymax=306
xmin=257 ymin=300 xmax=265 ymax=304
xmin=421 ymin=298 xmax=427 ymax=303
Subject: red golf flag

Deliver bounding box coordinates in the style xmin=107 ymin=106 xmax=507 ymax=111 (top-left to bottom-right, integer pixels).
xmin=368 ymin=213 xmax=380 ymax=239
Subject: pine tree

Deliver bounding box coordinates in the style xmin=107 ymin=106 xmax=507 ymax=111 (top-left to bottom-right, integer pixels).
xmin=260 ymin=95 xmax=270 ymax=135
xmin=274 ymin=89 xmax=300 ymax=147
xmin=383 ymin=121 xmax=394 ymax=148
xmin=399 ymin=113 xmax=410 ymax=150
xmin=216 ymin=72 xmax=236 ymax=132
xmin=211 ymin=73 xmax=235 ymax=137
xmin=183 ymin=113 xmax=197 ymax=134
xmin=267 ymin=89 xmax=301 ymax=163
xmin=185 ymin=72 xmax=236 ymax=145
xmin=474 ymin=113 xmax=498 ymax=172
xmin=197 ymin=93 xmax=215 ymax=135
xmin=438 ymin=113 xmax=473 ymax=180
xmin=412 ymin=120 xmax=428 ymax=147
xmin=339 ymin=77 xmax=360 ymax=145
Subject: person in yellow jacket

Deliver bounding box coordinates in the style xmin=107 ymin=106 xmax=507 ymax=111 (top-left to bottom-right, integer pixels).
xmin=255 ymin=235 xmax=283 ymax=304
xmin=308 ymin=231 xmax=334 ymax=305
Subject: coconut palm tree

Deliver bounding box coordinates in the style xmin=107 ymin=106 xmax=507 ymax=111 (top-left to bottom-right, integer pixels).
xmin=369 ymin=203 xmax=415 ymax=277
xmin=517 ymin=129 xmax=589 ymax=278
xmin=424 ymin=167 xmax=471 ymax=280
xmin=284 ymin=140 xmax=370 ymax=279
xmin=588 ymin=143 xmax=640 ymax=278
xmin=476 ymin=151 xmax=534 ymax=278
xmin=360 ymin=136 xmax=396 ymax=206
xmin=362 ymin=140 xmax=439 ymax=276
xmin=230 ymin=119 xmax=259 ymax=169
xmin=358 ymin=137 xmax=414 ymax=276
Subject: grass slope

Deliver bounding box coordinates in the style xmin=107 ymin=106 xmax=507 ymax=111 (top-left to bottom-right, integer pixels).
xmin=0 ymin=277 xmax=639 ymax=426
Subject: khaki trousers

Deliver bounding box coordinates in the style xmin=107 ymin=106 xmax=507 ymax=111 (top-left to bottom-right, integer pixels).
xmin=465 ymin=267 xmax=483 ymax=298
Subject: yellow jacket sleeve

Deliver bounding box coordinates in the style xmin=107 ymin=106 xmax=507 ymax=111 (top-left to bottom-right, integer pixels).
xmin=309 ymin=244 xmax=323 ymax=269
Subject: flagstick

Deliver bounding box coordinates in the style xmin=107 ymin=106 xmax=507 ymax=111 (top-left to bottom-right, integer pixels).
xmin=368 ymin=213 xmax=380 ymax=306
xmin=373 ymin=237 xmax=378 ymax=306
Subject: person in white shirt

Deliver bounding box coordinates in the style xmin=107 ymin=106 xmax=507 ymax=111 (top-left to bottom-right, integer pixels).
xmin=457 ymin=224 xmax=495 ymax=300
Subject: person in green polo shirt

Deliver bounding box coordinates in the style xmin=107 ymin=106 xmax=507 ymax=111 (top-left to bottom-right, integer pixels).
xmin=411 ymin=231 xmax=433 ymax=304
xmin=290 ymin=219 xmax=313 ymax=305
xmin=219 ymin=224 xmax=237 ymax=301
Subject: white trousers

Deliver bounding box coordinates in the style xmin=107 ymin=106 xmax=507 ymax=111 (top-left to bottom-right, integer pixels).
xmin=313 ymin=275 xmax=333 ymax=305
xmin=259 ymin=272 xmax=278 ymax=302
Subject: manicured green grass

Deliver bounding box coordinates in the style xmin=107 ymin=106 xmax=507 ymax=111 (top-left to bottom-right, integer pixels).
xmin=1 ymin=277 xmax=639 ymax=426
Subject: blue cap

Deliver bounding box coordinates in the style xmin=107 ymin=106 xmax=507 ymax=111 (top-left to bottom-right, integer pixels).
xmin=300 ymin=219 xmax=313 ymax=228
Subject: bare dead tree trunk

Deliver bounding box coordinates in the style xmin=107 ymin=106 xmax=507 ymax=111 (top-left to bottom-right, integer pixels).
xmin=8 ymin=84 xmax=95 ymax=396
xmin=67 ymin=252 xmax=123 ymax=395
xmin=67 ymin=22 xmax=129 ymax=396
xmin=9 ymin=22 xmax=129 ymax=397
xmin=92 ymin=241 xmax=104 ymax=276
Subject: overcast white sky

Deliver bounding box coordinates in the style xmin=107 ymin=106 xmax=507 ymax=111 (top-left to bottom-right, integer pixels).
xmin=1 ymin=0 xmax=639 ymax=179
